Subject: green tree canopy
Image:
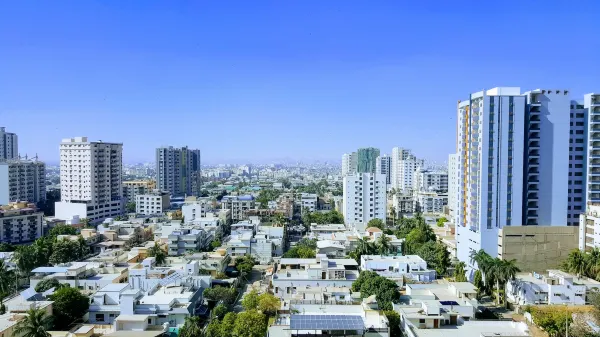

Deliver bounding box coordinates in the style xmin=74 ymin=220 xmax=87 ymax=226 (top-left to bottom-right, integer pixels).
xmin=179 ymin=316 xmax=204 ymax=337
xmin=0 ymin=243 xmax=16 ymax=252
xmin=147 ymin=242 xmax=166 ymax=265
xmin=302 ymin=210 xmax=344 ymax=226
xmin=50 ymin=287 xmax=90 ymax=330
xmin=416 ymin=241 xmax=451 ymax=276
xmin=454 ymin=261 xmax=468 ymax=282
xmin=234 ymin=255 xmax=257 ymax=278
xmin=367 ymin=218 xmax=384 ymax=230
xmin=48 ymin=224 xmax=77 ymax=238
xmin=49 ymin=238 xmax=85 ymax=265
xmin=241 ymin=289 xmax=260 ymax=310
xmin=0 ymin=259 xmax=15 ymax=299
xmin=212 ymin=303 xmax=228 ymax=320
xmin=282 ymin=246 xmax=316 ymax=258
xmin=34 ymin=278 xmax=64 ymax=293
xmin=126 ymin=202 xmax=136 ymax=213
xmin=257 ymin=292 xmax=280 ymax=316
xmin=233 ymin=310 xmax=267 ymax=337
xmin=436 ymin=217 xmax=448 ymax=227
xmin=352 ymin=271 xmax=399 ymax=310
xmin=203 ymin=287 xmax=237 ymax=304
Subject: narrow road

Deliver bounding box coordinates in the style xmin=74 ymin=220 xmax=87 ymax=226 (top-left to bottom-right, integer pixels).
xmin=233 ymin=266 xmax=265 ymax=312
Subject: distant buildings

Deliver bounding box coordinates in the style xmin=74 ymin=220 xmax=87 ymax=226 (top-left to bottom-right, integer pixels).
xmin=413 ymin=168 xmax=448 ymax=193
xmin=342 ymin=147 xmax=380 ymax=176
xmin=0 ymin=202 xmax=43 ymax=244
xmin=390 ymin=147 xmax=423 ymax=193
xmin=55 ymin=137 xmax=124 ymax=223
xmin=360 ymin=255 xmax=436 ymax=284
xmin=135 ymin=190 xmax=170 ymax=215
xmin=155 ymin=146 xmax=201 ymax=197
xmin=341 ymin=152 xmax=357 ymax=176
xmin=0 ymin=158 xmax=46 ymax=204
xmin=447 ymin=153 xmax=458 ymax=221
xmin=342 ymin=173 xmax=386 ymax=225
xmin=0 ymin=127 xmax=18 ymax=160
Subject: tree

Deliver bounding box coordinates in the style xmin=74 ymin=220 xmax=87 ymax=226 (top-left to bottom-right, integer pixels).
xmin=416 ymin=241 xmax=450 ymax=276
xmin=0 ymin=243 xmax=16 ymax=252
xmin=34 ymin=278 xmax=63 ymax=293
xmin=235 ymin=255 xmax=257 ymax=279
xmin=148 ymin=242 xmax=166 ymax=265
xmin=212 ymin=304 xmax=228 ymax=320
xmin=349 ymin=237 xmax=377 ymax=262
xmin=48 ymin=224 xmax=77 ymax=238
xmin=384 ymin=310 xmax=401 ymax=337
xmin=126 ymin=202 xmax=136 ymax=213
xmin=454 ymin=261 xmax=467 ymax=282
xmin=211 ymin=240 xmax=222 ymax=249
xmin=220 ymin=313 xmax=237 ymax=337
xmin=80 ymin=218 xmax=91 ymax=228
xmin=283 ymin=246 xmax=315 ymax=258
xmin=351 ymin=271 xmax=399 ymax=310
xmin=563 ymin=249 xmax=590 ymax=278
xmin=179 ymin=316 xmax=204 ymax=337
xmin=203 ymin=287 xmax=237 ymax=304
xmin=436 ymin=217 xmax=448 ymax=227
xmin=233 ymin=310 xmax=267 ymax=337
xmin=49 ymin=238 xmax=82 ymax=265
xmin=296 ymin=238 xmax=317 ymax=250
xmin=242 ymin=290 xmax=260 ymax=310
xmin=0 ymin=259 xmax=15 ymax=299
xmin=13 ymin=308 xmax=53 ymax=337
xmin=50 ymin=287 xmax=90 ymax=330
xmin=376 ymin=235 xmax=392 ymax=255
xmin=473 ymin=270 xmax=484 ymax=298
xmin=367 ymin=218 xmax=385 ymax=230
xmin=257 ymin=292 xmax=280 ymax=316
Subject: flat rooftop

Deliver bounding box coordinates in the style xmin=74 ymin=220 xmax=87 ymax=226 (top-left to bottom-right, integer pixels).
xmin=402 ymin=320 xmax=529 ymax=337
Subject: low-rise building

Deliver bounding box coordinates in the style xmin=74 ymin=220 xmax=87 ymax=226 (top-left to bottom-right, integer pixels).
xmin=297 ymin=193 xmax=318 ymax=213
xmin=392 ymin=193 xmax=414 ymax=216
xmin=30 ymin=262 xmax=129 ymax=292
xmin=272 ymin=255 xmax=359 ymax=297
xmin=226 ymin=230 xmax=253 ymax=258
xmin=136 ymin=190 xmax=170 ymax=215
xmin=414 ymin=192 xmax=446 ymax=214
xmin=506 ymin=270 xmax=600 ymax=305
xmin=360 ymin=255 xmax=436 ymax=284
xmin=580 ymin=203 xmax=600 ymax=251
xmin=221 ymin=195 xmax=255 ymax=222
xmin=181 ymin=197 xmax=213 ymax=221
xmin=0 ymin=202 xmax=43 ymax=244
xmin=168 ymin=228 xmax=212 ymax=256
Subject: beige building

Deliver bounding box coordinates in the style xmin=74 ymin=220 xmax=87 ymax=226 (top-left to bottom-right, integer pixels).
xmin=0 ymin=202 xmax=43 ymax=244
xmin=123 ymin=180 xmax=156 ymax=203
xmin=498 ymin=226 xmax=579 ymax=272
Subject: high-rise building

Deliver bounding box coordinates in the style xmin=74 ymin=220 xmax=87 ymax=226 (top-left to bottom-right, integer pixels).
xmin=448 ymin=153 xmax=459 ymax=221
xmin=0 ymin=127 xmax=18 ymax=160
xmin=342 ymin=152 xmax=357 ymax=176
xmin=585 ymin=94 xmax=600 ymax=208
xmin=376 ymin=154 xmax=391 ymax=185
xmin=390 ymin=147 xmax=422 ymax=192
xmin=356 ymin=148 xmax=380 ymax=173
xmin=55 ymin=137 xmax=124 ymax=223
xmin=0 ymin=158 xmax=46 ymax=205
xmin=342 ymin=172 xmax=386 ymax=225
xmin=156 ymin=146 xmax=201 ymax=197
xmin=456 ymin=87 xmax=578 ymax=266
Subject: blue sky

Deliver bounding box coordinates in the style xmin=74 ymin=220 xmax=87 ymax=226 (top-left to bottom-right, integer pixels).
xmin=1 ymin=1 xmax=599 ymax=164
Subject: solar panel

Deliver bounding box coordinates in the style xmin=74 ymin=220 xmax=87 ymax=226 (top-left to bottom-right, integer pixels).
xmin=20 ymin=287 xmax=37 ymax=300
xmin=42 ymin=287 xmax=56 ymax=297
xmin=290 ymin=315 xmax=364 ymax=331
xmin=439 ymin=300 xmax=459 ymax=306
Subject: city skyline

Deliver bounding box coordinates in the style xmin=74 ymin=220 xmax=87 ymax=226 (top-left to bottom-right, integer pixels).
xmin=2 ymin=2 xmax=600 ymax=164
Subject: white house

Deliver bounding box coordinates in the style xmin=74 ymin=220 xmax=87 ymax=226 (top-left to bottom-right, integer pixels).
xmin=360 ymin=255 xmax=436 ymax=284
xmin=506 ymin=270 xmax=600 ymax=305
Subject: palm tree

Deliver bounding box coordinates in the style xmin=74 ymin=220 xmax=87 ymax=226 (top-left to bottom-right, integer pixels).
xmin=454 ymin=261 xmax=467 ymax=282
xmin=498 ymin=259 xmax=520 ymax=307
xmin=376 ymin=235 xmax=392 ymax=255
xmin=564 ymin=250 xmax=587 ymax=277
xmin=0 ymin=259 xmax=15 ymax=298
xmin=13 ymin=307 xmax=53 ymax=337
xmin=148 ymin=242 xmax=166 ymax=266
xmin=586 ymin=248 xmax=600 ymax=279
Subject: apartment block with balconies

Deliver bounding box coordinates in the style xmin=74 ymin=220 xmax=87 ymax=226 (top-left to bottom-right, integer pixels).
xmin=0 ymin=202 xmax=43 ymax=244
xmin=0 ymin=158 xmax=46 ymax=204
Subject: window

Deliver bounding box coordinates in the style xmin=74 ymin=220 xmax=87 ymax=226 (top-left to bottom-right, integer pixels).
xmin=96 ymin=314 xmax=105 ymax=322
xmin=148 ymin=318 xmax=152 ymax=324
xmin=419 ymin=319 xmax=426 ymax=323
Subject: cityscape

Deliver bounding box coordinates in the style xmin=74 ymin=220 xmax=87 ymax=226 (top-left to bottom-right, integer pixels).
xmin=2 ymin=2 xmax=600 ymax=337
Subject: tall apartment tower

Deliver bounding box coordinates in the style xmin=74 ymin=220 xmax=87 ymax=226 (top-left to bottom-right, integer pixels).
xmin=356 ymin=148 xmax=380 ymax=173
xmin=342 ymin=152 xmax=357 ymax=176
xmin=0 ymin=158 xmax=46 ymax=205
xmin=448 ymin=153 xmax=459 ymax=221
xmin=55 ymin=137 xmax=124 ymax=223
xmin=156 ymin=146 xmax=201 ymax=196
xmin=456 ymin=87 xmax=577 ymax=266
xmin=343 ymin=173 xmax=387 ymax=226
xmin=376 ymin=154 xmax=392 ymax=185
xmin=0 ymin=127 xmax=18 ymax=160
xmin=585 ymin=93 xmax=600 ymax=206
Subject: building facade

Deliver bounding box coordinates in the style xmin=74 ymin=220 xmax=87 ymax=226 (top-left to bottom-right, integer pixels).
xmin=342 ymin=173 xmax=386 ymax=224
xmin=448 ymin=153 xmax=458 ymax=221
xmin=123 ymin=180 xmax=156 ymax=203
xmin=390 ymin=147 xmax=423 ymax=193
xmin=221 ymin=195 xmax=255 ymax=222
xmin=585 ymin=94 xmax=600 ymax=207
xmin=55 ymin=137 xmax=124 ymax=223
xmin=412 ymin=168 xmax=448 ymax=193
xmin=0 ymin=202 xmax=43 ymax=244
xmin=135 ymin=191 xmax=170 ymax=215
xmin=341 ymin=152 xmax=357 ymax=176
xmin=456 ymin=88 xmax=582 ymax=267
xmin=0 ymin=158 xmax=46 ymax=205
xmin=356 ymin=147 xmax=380 ymax=173
xmin=376 ymin=154 xmax=392 ymax=185
xmin=0 ymin=127 xmax=18 ymax=160
xmin=155 ymin=146 xmax=201 ymax=197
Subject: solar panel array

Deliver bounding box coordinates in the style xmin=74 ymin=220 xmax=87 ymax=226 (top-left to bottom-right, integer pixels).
xmin=290 ymin=315 xmax=364 ymax=331
xmin=20 ymin=287 xmax=37 ymax=300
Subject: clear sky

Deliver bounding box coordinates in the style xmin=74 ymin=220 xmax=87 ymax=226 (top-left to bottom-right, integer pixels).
xmin=1 ymin=1 xmax=599 ymax=165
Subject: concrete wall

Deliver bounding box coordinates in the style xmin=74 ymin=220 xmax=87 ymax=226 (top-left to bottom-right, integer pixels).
xmin=0 ymin=164 xmax=8 ymax=205
xmin=498 ymin=226 xmax=578 ymax=272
